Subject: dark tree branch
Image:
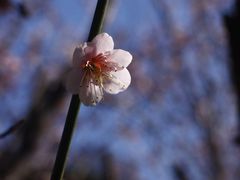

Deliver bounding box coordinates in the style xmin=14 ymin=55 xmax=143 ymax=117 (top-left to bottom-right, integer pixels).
xmin=223 ymin=1 xmax=240 ymax=145
xmin=0 ymin=119 xmax=24 ymax=139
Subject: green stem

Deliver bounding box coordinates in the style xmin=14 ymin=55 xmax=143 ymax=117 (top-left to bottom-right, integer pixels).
xmin=87 ymin=0 xmax=109 ymax=41
xmin=50 ymin=95 xmax=80 ymax=180
xmin=50 ymin=0 xmax=109 ymax=179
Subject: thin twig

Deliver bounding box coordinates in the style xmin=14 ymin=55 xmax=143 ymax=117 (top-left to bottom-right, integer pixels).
xmin=0 ymin=119 xmax=24 ymax=139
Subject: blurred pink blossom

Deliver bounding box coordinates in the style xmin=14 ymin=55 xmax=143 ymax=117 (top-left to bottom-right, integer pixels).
xmin=0 ymin=53 xmax=21 ymax=91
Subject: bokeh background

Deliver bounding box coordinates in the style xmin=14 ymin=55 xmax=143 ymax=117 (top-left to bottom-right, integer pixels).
xmin=0 ymin=0 xmax=240 ymax=179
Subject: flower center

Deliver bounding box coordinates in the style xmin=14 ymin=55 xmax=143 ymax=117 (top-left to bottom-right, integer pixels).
xmin=80 ymin=53 xmax=124 ymax=88
xmin=82 ymin=53 xmax=106 ymax=74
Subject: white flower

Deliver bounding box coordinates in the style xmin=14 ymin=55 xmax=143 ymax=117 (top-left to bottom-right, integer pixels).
xmin=66 ymin=33 xmax=132 ymax=106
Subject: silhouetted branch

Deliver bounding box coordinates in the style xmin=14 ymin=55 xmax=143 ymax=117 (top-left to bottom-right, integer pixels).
xmin=0 ymin=119 xmax=24 ymax=139
xmin=173 ymin=164 xmax=188 ymax=180
xmin=0 ymin=71 xmax=66 ymax=178
xmin=224 ymin=1 xmax=240 ymax=145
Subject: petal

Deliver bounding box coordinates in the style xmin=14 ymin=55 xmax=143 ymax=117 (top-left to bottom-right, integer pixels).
xmin=65 ymin=68 xmax=83 ymax=94
xmin=106 ymin=49 xmax=132 ymax=68
xmin=91 ymin=33 xmax=114 ymax=54
xmin=84 ymin=42 xmax=96 ymax=55
xmin=103 ymin=68 xmax=131 ymax=94
xmin=72 ymin=45 xmax=86 ymax=67
xmin=79 ymin=80 xmax=103 ymax=106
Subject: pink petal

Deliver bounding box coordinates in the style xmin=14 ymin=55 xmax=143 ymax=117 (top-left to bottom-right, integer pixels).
xmin=106 ymin=49 xmax=132 ymax=68
xmin=72 ymin=45 xmax=86 ymax=67
xmin=91 ymin=33 xmax=114 ymax=54
xmin=84 ymin=42 xmax=96 ymax=55
xmin=103 ymin=68 xmax=131 ymax=94
xmin=65 ymin=68 xmax=83 ymax=94
xmin=79 ymin=80 xmax=103 ymax=106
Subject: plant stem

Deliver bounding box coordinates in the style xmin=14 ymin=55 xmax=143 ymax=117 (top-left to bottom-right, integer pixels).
xmin=50 ymin=95 xmax=80 ymax=180
xmin=50 ymin=0 xmax=109 ymax=179
xmin=87 ymin=0 xmax=109 ymax=42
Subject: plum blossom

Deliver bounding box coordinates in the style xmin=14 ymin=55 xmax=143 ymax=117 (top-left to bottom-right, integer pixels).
xmin=66 ymin=33 xmax=132 ymax=106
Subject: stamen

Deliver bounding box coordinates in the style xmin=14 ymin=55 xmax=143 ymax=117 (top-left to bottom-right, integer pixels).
xmin=80 ymin=70 xmax=88 ymax=88
xmin=85 ymin=70 xmax=91 ymax=88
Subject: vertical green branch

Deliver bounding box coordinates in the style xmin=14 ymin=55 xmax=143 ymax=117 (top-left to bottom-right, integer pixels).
xmin=88 ymin=0 xmax=109 ymax=41
xmin=50 ymin=95 xmax=80 ymax=180
xmin=50 ymin=0 xmax=109 ymax=180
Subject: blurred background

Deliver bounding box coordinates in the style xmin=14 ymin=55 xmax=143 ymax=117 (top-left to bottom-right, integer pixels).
xmin=0 ymin=0 xmax=240 ymax=179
